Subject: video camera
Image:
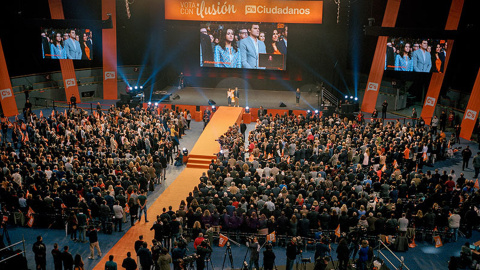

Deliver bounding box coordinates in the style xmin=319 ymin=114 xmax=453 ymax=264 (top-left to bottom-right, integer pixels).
xmin=182 ymin=254 xmax=200 ymax=264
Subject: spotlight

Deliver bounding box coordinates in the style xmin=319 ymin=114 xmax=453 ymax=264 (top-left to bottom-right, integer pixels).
xmin=307 ymin=110 xmax=311 ymax=113
xmin=245 ymin=106 xmax=250 ymax=113
xmin=140 ymin=86 xmax=143 ymax=89
xmin=182 ymin=147 xmax=189 ymax=156
xmin=354 ymin=97 xmax=358 ymax=101
xmin=212 ymin=105 xmax=216 ymax=112
xmin=129 ymin=87 xmax=133 ymax=91
xmin=155 ymin=102 xmax=159 ymax=106
xmin=148 ymin=102 xmax=152 ymax=105
xmin=134 ymin=86 xmax=138 ymax=90
xmin=315 ymin=109 xmax=319 ymax=114
xmin=345 ymin=95 xmax=348 ymax=99
xmin=350 ymin=96 xmax=353 ymax=99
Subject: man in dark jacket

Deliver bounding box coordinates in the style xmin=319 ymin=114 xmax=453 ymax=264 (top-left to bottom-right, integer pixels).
xmin=286 ymin=237 xmax=301 ymax=270
xmin=62 ymin=246 xmax=74 ymax=270
xmin=137 ymin=242 xmax=153 ymax=270
xmin=51 ymin=243 xmax=62 ymax=270
xmin=33 ymin=236 xmax=47 ymax=270
xmin=122 ymin=252 xmax=137 ymax=270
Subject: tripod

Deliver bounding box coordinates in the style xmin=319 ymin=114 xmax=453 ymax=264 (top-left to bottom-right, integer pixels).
xmin=222 ymin=242 xmax=235 ymax=270
xmin=205 ymin=252 xmax=215 ymax=270
xmin=241 ymin=245 xmax=250 ymax=270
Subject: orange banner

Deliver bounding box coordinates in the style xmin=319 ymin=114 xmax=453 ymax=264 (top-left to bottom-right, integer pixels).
xmin=420 ymin=0 xmax=464 ymax=125
xmin=102 ymin=0 xmax=118 ymax=100
xmin=0 ymin=39 xmax=19 ymax=117
xmin=48 ymin=0 xmax=81 ymax=103
xmin=165 ymin=0 xmax=323 ymax=24
xmin=361 ymin=0 xmax=401 ymax=113
xmin=460 ymin=68 xmax=480 ymax=140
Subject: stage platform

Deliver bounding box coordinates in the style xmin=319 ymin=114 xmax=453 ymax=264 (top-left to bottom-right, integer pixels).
xmin=151 ymin=86 xmax=324 ymax=111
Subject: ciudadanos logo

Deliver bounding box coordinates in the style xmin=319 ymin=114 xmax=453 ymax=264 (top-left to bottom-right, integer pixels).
xmin=245 ymin=4 xmax=311 ymax=15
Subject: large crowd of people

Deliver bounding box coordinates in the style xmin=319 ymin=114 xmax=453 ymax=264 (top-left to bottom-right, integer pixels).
xmin=178 ymin=111 xmax=480 ymax=269
xmin=2 ymin=102 xmax=480 ymax=270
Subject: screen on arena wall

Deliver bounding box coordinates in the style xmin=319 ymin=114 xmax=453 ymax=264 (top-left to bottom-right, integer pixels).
xmin=41 ymin=28 xmax=93 ymax=60
xmin=200 ymin=22 xmax=287 ymax=70
xmin=385 ymin=37 xmax=447 ymax=73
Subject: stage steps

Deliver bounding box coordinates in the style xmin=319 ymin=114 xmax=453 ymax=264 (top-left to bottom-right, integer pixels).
xmin=186 ymin=156 xmax=216 ymax=169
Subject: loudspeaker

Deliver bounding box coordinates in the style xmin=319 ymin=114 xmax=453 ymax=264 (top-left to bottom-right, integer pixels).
xmin=120 ymin=94 xmax=131 ymax=103
xmin=288 ymin=110 xmax=293 ymax=115
xmin=208 ymin=99 xmax=216 ymax=105
xmin=196 ymin=106 xmax=200 ymax=112
xmin=342 ymin=104 xmax=358 ymax=114
xmin=172 ymin=94 xmax=180 ymax=100
xmin=279 ymin=102 xmax=287 ymax=107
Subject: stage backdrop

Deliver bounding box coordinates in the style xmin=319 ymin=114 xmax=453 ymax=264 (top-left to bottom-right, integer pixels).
xmin=165 ymin=0 xmax=323 ymax=24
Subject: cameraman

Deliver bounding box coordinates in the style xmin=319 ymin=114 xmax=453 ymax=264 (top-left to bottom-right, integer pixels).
xmin=246 ymin=236 xmax=260 ymax=270
xmin=286 ymin=237 xmax=302 ymax=270
xmin=196 ymin=239 xmax=212 ymax=270
xmin=172 ymin=241 xmax=187 ymax=270
xmin=263 ymin=243 xmax=276 ymax=270
xmin=314 ymin=237 xmax=330 ymax=262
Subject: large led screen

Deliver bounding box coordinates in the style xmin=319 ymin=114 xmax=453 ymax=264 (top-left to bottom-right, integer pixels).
xmin=385 ymin=38 xmax=447 ymax=73
xmin=200 ymin=22 xmax=287 ymax=70
xmin=41 ymin=28 xmax=93 ymax=60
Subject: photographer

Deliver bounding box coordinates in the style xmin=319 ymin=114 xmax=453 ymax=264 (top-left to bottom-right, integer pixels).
xmin=246 ymin=236 xmax=260 ymax=270
xmin=336 ymin=238 xmax=350 ymax=270
xmin=286 ymin=237 xmax=301 ymax=270
xmin=263 ymin=243 xmax=276 ymax=270
xmin=172 ymin=241 xmax=187 ymax=270
xmin=196 ymin=239 xmax=212 ymax=270
xmin=314 ymin=237 xmax=330 ymax=262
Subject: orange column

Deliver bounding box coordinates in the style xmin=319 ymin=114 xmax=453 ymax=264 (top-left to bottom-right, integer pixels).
xmin=361 ymin=0 xmax=401 ymax=113
xmin=102 ymin=0 xmax=118 ymax=100
xmin=420 ymin=0 xmax=464 ymax=125
xmin=48 ymin=0 xmax=81 ymax=102
xmin=460 ymin=68 xmax=480 ymax=140
xmin=0 ymin=39 xmax=19 ymax=117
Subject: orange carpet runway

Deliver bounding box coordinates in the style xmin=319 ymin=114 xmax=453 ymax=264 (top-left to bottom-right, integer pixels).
xmin=94 ymin=106 xmax=243 ymax=269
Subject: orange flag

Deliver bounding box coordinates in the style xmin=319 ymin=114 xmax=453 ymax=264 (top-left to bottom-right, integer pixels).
xmin=27 ymin=207 xmax=35 ymax=218
xmin=393 ymin=160 xmax=398 ymax=168
xmin=39 ymin=111 xmax=43 ymax=118
xmin=434 ymin=236 xmax=443 ymax=248
xmin=219 ymin=234 xmax=229 ymax=247
xmin=408 ymin=239 xmax=416 ymax=248
xmin=27 ymin=216 xmax=34 ymax=227
xmin=267 ymin=231 xmax=276 ymax=242
xmin=125 ymin=204 xmax=130 ymax=213
xmin=335 ymin=225 xmax=341 ymax=237
xmin=474 ymin=179 xmax=479 ymax=189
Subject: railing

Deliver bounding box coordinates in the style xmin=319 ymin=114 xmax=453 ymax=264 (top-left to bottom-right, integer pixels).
xmin=0 ymin=236 xmax=26 ymax=265
xmin=322 ymin=86 xmax=339 ymax=107
xmin=376 ymin=240 xmax=410 ymax=270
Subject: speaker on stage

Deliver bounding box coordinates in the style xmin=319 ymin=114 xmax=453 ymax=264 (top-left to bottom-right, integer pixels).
xmin=208 ymin=99 xmax=216 ymax=105
xmin=279 ymin=102 xmax=286 ymax=107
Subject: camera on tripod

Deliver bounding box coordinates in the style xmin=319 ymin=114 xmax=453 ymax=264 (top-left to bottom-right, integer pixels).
xmin=302 ymin=258 xmax=312 ymax=263
xmin=182 ymin=254 xmax=199 ymax=264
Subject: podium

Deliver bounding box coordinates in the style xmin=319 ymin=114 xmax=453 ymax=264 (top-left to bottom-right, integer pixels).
xmin=243 ymin=113 xmax=251 ymax=124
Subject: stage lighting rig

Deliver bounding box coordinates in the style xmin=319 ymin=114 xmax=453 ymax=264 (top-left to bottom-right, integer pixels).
xmin=245 ymin=106 xmax=250 ymax=113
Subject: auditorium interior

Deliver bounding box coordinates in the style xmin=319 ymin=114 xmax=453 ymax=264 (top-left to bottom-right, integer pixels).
xmin=1 ymin=0 xmax=480 ymax=270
